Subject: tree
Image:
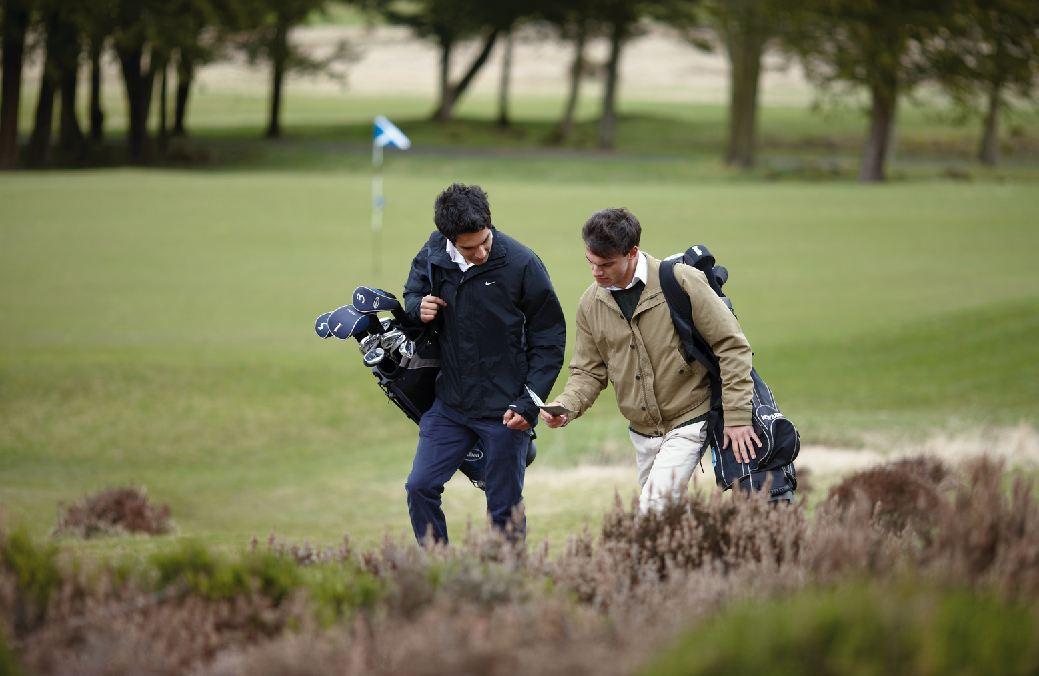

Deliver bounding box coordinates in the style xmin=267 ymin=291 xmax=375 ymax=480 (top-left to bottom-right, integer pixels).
xmin=540 ymin=0 xmax=602 ymax=144
xmin=929 ymin=0 xmax=1039 ymax=165
xmin=83 ymin=3 xmax=118 ymax=143
xmin=665 ymin=0 xmax=790 ymax=168
xmin=26 ymin=4 xmax=61 ymax=166
xmin=496 ymin=27 xmax=514 ymax=127
xmin=593 ymin=0 xmax=651 ymax=149
xmin=110 ymin=0 xmax=227 ymax=160
xmin=375 ymin=0 xmax=525 ymax=122
xmin=0 ymin=0 xmax=32 ymax=168
xmin=784 ymin=0 xmax=954 ymax=182
xmin=239 ymin=0 xmax=353 ymax=139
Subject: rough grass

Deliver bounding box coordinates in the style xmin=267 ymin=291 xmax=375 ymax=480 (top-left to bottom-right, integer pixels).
xmin=2 ymin=457 xmax=1039 ymax=675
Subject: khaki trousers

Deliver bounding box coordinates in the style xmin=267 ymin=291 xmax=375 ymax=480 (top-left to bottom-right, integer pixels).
xmin=628 ymin=421 xmax=707 ymax=513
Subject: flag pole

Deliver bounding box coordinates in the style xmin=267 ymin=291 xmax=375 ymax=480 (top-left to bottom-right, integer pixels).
xmin=371 ymin=136 xmax=384 ymax=275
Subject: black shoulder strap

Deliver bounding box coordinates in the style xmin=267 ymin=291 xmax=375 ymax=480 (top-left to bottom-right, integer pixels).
xmin=659 ymin=258 xmax=723 ymax=410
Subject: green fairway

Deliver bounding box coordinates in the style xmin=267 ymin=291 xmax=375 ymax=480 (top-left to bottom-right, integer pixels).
xmin=2 ymin=151 xmax=1037 ymax=551
xmin=3 ymin=82 xmax=1039 ymax=554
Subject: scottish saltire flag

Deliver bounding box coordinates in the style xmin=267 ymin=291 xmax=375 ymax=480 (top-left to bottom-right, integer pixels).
xmin=373 ymin=116 xmax=411 ymax=150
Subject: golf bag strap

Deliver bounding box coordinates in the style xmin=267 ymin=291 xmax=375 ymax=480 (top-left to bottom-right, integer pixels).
xmin=659 ymin=258 xmax=723 ymax=411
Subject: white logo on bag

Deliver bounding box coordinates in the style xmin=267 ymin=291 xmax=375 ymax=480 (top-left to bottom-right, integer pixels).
xmin=758 ymin=412 xmax=785 ymax=422
xmin=466 ymin=449 xmax=484 ymax=461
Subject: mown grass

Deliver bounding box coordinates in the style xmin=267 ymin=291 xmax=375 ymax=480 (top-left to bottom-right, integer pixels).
xmin=1 ymin=154 xmax=1036 ymax=551
xmin=3 ymin=83 xmax=1039 ymax=552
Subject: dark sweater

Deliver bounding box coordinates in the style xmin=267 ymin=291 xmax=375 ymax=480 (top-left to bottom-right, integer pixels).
xmin=610 ymin=280 xmax=645 ymax=322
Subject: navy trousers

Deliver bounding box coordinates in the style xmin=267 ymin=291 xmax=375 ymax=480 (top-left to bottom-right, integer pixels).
xmin=405 ymin=398 xmax=528 ymax=544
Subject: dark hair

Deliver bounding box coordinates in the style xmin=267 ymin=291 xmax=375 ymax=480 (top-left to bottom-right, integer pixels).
xmin=582 ymin=208 xmax=641 ymax=257
xmin=434 ymin=183 xmax=492 ymax=241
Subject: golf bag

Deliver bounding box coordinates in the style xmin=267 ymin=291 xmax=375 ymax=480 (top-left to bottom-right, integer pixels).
xmin=315 ymin=286 xmax=535 ymax=491
xmin=659 ymin=245 xmax=799 ymax=500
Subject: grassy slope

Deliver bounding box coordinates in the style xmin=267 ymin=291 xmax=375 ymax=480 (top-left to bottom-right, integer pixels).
xmin=1 ymin=155 xmax=1036 ymax=550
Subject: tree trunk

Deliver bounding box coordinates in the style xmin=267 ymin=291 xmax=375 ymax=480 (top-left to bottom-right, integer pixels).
xmin=432 ymin=29 xmax=500 ymax=122
xmin=58 ymin=63 xmax=85 ymax=153
xmin=89 ymin=37 xmax=104 ymax=143
xmin=723 ymin=29 xmax=765 ymax=169
xmin=26 ymin=73 xmax=57 ymax=167
xmin=978 ymin=81 xmax=1002 ymax=166
xmin=117 ymin=42 xmax=156 ymax=163
xmin=0 ymin=0 xmax=30 ymax=168
xmin=496 ymin=29 xmax=513 ymax=128
xmin=554 ymin=21 xmax=587 ymax=144
xmin=436 ymin=38 xmax=452 ymax=118
xmin=158 ymin=59 xmax=169 ymax=153
xmin=173 ymin=54 xmax=194 ymax=137
xmin=598 ymin=20 xmax=625 ymax=149
xmin=860 ymin=78 xmax=897 ymax=182
xmin=27 ymin=11 xmax=62 ymax=168
xmin=265 ymin=17 xmax=288 ymax=139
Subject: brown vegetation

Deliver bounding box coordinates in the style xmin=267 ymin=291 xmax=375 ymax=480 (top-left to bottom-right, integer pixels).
xmin=3 ymin=456 xmax=1038 ymax=675
xmin=53 ymin=487 xmax=172 ymax=539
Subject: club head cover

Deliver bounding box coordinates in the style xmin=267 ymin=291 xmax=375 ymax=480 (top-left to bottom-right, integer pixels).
xmin=352 ymin=286 xmax=401 ymax=314
xmin=314 ymin=311 xmax=333 ymax=339
xmin=328 ymin=305 xmax=372 ymax=340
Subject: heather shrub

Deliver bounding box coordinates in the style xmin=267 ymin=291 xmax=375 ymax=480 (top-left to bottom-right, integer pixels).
xmin=151 ymin=540 xmax=302 ymax=602
xmin=302 ymin=565 xmax=385 ymax=625
xmin=3 ymin=455 xmax=1038 ymax=675
xmin=921 ymin=458 xmax=1039 ymax=595
xmin=598 ymin=490 xmax=804 ymax=580
xmin=644 ymin=583 xmax=1039 ymax=676
xmin=257 ymin=533 xmax=355 ymax=565
xmin=53 ymin=487 xmax=172 ymax=538
xmin=0 ymin=527 xmax=60 ymax=636
xmin=825 ymin=456 xmax=949 ymax=533
xmin=0 ymin=628 xmax=22 ymax=676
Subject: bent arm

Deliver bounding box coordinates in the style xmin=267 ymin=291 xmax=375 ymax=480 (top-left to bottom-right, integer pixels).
xmin=554 ymin=302 xmax=608 ymax=419
xmin=677 ymin=265 xmax=754 ymax=427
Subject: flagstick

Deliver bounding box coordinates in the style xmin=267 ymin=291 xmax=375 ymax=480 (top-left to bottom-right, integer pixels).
xmin=371 ymin=140 xmax=384 ymax=275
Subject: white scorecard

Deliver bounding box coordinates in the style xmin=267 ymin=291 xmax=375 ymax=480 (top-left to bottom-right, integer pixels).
xmin=525 ymin=386 xmax=573 ymax=417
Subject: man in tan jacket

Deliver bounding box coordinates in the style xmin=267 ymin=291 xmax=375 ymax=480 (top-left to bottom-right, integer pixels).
xmin=540 ymin=208 xmax=762 ymax=512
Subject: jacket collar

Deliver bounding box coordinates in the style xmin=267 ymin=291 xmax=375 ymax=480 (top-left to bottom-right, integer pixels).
xmin=427 ymin=226 xmax=508 ymax=271
xmin=594 ymin=254 xmax=664 ymax=318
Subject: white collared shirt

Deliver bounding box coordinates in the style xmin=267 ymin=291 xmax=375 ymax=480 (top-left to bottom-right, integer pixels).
xmin=445 ymin=239 xmax=475 ymax=272
xmin=607 ymin=252 xmax=648 ymax=291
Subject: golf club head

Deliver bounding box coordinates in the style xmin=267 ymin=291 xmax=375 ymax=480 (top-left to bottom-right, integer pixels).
xmin=362 ymin=346 xmax=385 ymax=366
xmin=352 ymin=286 xmax=401 ymax=314
xmin=314 ymin=311 xmax=333 ymax=339
xmin=399 ymin=340 xmax=415 ymax=360
xmin=359 ymin=333 xmax=381 ymax=355
xmin=328 ymin=305 xmax=373 ymax=340
xmin=380 ymin=329 xmax=406 ymax=352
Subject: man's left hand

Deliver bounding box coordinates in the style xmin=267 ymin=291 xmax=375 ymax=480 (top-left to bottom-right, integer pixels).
xmin=723 ymin=425 xmax=761 ymax=464
xmin=503 ymin=408 xmax=531 ymax=431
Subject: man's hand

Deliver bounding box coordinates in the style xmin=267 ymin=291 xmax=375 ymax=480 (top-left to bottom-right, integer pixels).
xmin=419 ymin=295 xmax=447 ymax=323
xmin=503 ymin=408 xmax=531 ymax=431
xmin=538 ymin=403 xmax=569 ymax=429
xmin=723 ymin=425 xmax=762 ymax=464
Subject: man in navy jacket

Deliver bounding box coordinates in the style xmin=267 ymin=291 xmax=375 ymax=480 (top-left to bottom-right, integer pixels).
xmin=401 ymin=183 xmax=565 ymax=544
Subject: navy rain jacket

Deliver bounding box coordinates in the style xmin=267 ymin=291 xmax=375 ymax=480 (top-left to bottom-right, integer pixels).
xmin=402 ymin=228 xmax=566 ymax=425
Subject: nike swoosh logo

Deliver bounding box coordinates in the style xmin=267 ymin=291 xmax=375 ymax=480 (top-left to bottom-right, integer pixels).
xmin=484 ymin=281 xmax=496 ymax=286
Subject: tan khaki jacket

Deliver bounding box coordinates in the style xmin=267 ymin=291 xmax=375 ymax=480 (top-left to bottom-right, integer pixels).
xmin=555 ymin=254 xmax=753 ymax=436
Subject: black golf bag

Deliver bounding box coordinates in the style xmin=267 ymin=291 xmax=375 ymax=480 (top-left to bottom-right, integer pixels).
xmin=315 ymin=286 xmax=535 ymax=490
xmin=659 ymin=245 xmax=799 ymax=500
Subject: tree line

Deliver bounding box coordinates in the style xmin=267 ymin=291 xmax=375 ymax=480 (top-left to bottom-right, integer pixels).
xmin=0 ymin=0 xmax=1035 ymax=181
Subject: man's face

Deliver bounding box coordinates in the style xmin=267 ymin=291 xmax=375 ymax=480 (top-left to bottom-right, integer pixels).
xmin=454 ymin=228 xmax=493 ymax=266
xmin=586 ymin=247 xmax=638 ymax=288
